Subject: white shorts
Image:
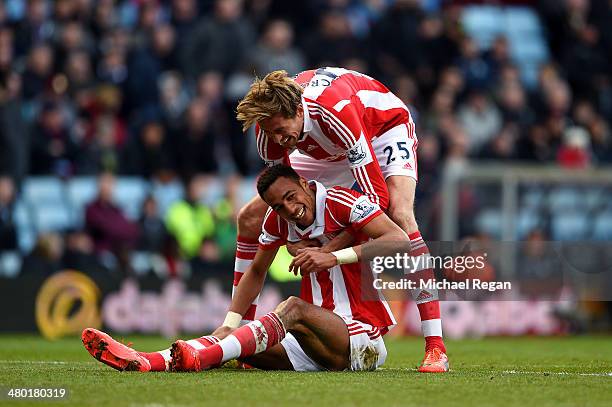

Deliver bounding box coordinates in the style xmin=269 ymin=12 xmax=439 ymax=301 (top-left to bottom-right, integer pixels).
xmin=280 ymin=318 xmax=388 ymax=372
xmin=289 ymin=123 xmax=418 ymax=189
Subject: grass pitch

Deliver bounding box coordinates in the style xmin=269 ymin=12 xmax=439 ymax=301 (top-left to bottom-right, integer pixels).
xmin=0 ymin=334 xmax=610 ymax=407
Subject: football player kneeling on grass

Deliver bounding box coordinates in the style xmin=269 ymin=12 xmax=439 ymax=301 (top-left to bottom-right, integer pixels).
xmin=82 ymin=165 xmax=448 ymax=372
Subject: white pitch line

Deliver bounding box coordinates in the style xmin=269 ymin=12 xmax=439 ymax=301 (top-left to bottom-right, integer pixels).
xmin=378 ymin=368 xmax=612 ymax=377
xmin=0 ymin=360 xmax=92 ymax=365
xmin=503 ymin=370 xmax=612 ymax=377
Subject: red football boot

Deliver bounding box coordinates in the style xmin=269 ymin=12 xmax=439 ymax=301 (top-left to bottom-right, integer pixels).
xmin=82 ymin=328 xmax=151 ymax=372
xmin=169 ymin=340 xmax=202 ymax=372
xmin=418 ymin=347 xmax=449 ymax=373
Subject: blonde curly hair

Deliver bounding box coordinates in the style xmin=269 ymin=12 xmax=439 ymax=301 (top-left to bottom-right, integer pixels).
xmin=236 ymin=70 xmax=303 ymax=132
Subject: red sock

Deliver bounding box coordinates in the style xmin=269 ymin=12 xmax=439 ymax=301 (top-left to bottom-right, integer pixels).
xmin=409 ymin=231 xmax=446 ymax=353
xmin=138 ymin=351 xmax=167 ymax=371
xmin=196 ymin=313 xmax=285 ymax=369
xmin=139 ymin=336 xmax=218 ymax=371
xmin=235 ymin=236 xmax=260 ymax=321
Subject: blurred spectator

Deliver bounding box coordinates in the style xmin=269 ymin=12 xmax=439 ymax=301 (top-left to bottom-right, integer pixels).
xmin=304 ymin=10 xmax=363 ymax=67
xmin=211 ymin=197 xmax=237 ymax=261
xmin=0 ymin=27 xmax=14 ymax=73
xmin=573 ymin=100 xmax=612 ymax=163
xmin=517 ymin=229 xmax=563 ymax=298
xmin=62 ymin=228 xmax=100 ymax=273
xmin=457 ymin=90 xmax=502 ymax=154
xmin=497 ymin=81 xmax=534 ymax=129
xmin=196 ymin=71 xmax=251 ymax=175
xmin=417 ymin=13 xmax=460 ymax=91
xmin=456 ymin=37 xmax=494 ymax=90
xmin=371 ymin=0 xmax=424 ymax=76
xmin=181 ymin=0 xmax=255 ymax=78
xmin=53 ymin=21 xmax=93 ymax=74
xmin=172 ymin=98 xmax=219 ymax=179
xmin=0 ymin=71 xmax=29 ymax=182
xmin=12 ymin=0 xmax=53 ymax=57
xmin=91 ymin=0 xmax=116 ymax=41
xmin=0 ymin=176 xmax=17 ymax=250
xmin=84 ymin=172 xmax=139 ymax=254
xmin=165 ymin=175 xmax=215 ymax=259
xmin=170 ymin=0 xmax=200 ymax=42
xmin=159 ymin=71 xmax=190 ymax=131
xmin=138 ymin=195 xmax=168 ymax=253
xmin=422 ymin=86 xmax=456 ymax=133
xmin=479 ymin=123 xmax=519 ymax=161
xmin=122 ymin=120 xmax=174 ymax=178
xmin=248 ymin=19 xmax=305 ymax=77
xmin=97 ymin=45 xmax=128 ymax=86
xmin=20 ymin=233 xmax=63 ymax=277
xmin=63 ymin=50 xmax=95 ymax=95
xmin=483 ymin=36 xmax=512 ymax=84
xmin=132 ymin=0 xmax=163 ymax=48
xmin=124 ymin=23 xmax=178 ymax=114
xmin=21 ymin=42 xmax=54 ymax=100
xmin=29 ymin=101 xmax=77 ymax=176
xmin=557 ymin=126 xmax=592 ymax=169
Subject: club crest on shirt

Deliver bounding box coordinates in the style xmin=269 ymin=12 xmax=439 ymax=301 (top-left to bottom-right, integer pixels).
xmin=351 ymin=200 xmax=376 ymax=222
xmin=347 ymin=144 xmax=367 ymax=165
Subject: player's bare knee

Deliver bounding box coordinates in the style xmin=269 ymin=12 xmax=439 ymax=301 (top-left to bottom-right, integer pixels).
xmin=274 ymin=296 xmax=306 ymax=329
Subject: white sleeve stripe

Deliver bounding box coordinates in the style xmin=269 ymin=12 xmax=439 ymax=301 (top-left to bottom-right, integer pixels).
xmin=327 ymin=194 xmax=355 ymax=207
xmin=330 ymin=188 xmax=358 ymax=202
xmin=306 ymin=102 xmax=357 ymax=146
xmin=314 ymin=104 xmax=358 ymax=145
xmin=333 ymin=99 xmax=351 ymax=112
xmin=311 ymin=106 xmax=357 ymax=147
xmin=355 ymin=166 xmax=379 ymax=205
xmin=326 ymin=195 xmax=355 ymax=209
xmin=327 ymin=188 xmax=356 ymax=201
xmin=357 ymin=166 xmax=377 ymax=200
xmin=325 ymin=204 xmax=346 ymax=228
xmin=355 ymin=89 xmax=409 ymax=112
xmin=409 ymin=120 xmax=417 ymax=141
xmin=307 ymin=107 xmax=355 ymax=149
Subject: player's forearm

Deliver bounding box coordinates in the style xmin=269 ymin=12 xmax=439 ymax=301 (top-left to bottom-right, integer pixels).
xmin=332 ymin=216 xmax=408 ymax=265
xmin=229 ymin=267 xmax=266 ymax=317
xmin=332 ymin=232 xmax=405 ymax=265
xmin=320 ymin=230 xmax=355 ymax=253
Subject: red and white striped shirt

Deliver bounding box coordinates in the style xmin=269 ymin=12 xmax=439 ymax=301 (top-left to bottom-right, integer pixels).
xmin=258 ymin=181 xmax=396 ymax=332
xmin=256 ymin=67 xmax=416 ymax=209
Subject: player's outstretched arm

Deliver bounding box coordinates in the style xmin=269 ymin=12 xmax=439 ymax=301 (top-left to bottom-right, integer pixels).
xmin=214 ymin=247 xmax=279 ymax=338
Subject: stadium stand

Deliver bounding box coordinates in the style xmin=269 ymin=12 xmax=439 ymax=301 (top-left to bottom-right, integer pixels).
xmin=0 ymin=0 xmax=610 ymax=277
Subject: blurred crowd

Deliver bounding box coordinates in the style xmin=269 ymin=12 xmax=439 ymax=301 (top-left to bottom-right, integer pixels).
xmin=1 ymin=0 xmax=612 ymax=275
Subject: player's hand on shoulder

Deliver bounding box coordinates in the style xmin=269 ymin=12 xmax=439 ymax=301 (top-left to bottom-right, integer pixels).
xmin=289 ymin=248 xmax=337 ymax=276
xmin=211 ymin=325 xmax=236 ymax=340
xmin=286 ymin=239 xmax=321 ymax=256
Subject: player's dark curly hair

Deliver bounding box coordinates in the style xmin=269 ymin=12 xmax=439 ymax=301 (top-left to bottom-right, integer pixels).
xmin=256 ymin=165 xmax=300 ymax=198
